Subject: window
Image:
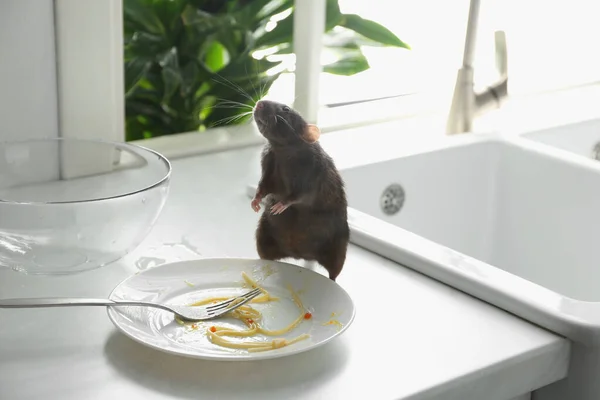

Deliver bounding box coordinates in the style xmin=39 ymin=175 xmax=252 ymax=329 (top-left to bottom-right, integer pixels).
xmin=269 ymin=0 xmax=471 ymax=107
xmin=53 ymin=0 xmax=600 ymax=147
xmin=271 ymin=0 xmax=600 ymax=129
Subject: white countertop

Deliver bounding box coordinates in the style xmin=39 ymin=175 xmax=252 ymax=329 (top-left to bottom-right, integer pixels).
xmin=0 ymin=144 xmax=570 ymax=400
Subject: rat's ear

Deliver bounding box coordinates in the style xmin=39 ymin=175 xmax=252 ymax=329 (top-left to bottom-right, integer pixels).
xmin=302 ymin=124 xmax=321 ymax=143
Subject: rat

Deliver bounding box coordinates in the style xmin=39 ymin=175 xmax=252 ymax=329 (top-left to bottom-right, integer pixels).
xmin=250 ymin=99 xmax=349 ymax=281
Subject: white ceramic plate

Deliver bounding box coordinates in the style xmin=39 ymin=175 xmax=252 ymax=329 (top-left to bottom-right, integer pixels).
xmin=107 ymin=258 xmax=355 ymax=361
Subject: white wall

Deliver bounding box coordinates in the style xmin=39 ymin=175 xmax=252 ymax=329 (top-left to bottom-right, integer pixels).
xmin=0 ymin=0 xmax=59 ymax=142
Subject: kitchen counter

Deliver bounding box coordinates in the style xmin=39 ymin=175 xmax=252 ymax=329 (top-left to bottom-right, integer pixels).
xmin=0 ymin=143 xmax=570 ymax=400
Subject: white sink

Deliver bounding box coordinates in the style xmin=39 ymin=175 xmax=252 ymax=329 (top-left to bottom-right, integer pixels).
xmin=520 ymin=117 xmax=600 ymax=160
xmin=341 ymin=133 xmax=600 ymax=340
xmin=344 ymin=133 xmax=600 ymax=303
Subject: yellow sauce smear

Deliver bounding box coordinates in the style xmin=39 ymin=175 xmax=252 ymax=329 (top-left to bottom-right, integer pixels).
xmin=322 ymin=319 xmax=343 ymax=331
xmin=175 ymin=272 xmax=310 ymax=352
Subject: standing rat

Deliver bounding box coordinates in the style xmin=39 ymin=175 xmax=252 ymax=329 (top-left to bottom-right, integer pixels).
xmin=250 ymin=99 xmax=349 ymax=281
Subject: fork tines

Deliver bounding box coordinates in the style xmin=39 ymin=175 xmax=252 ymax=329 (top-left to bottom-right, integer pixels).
xmin=205 ymin=288 xmax=262 ymax=314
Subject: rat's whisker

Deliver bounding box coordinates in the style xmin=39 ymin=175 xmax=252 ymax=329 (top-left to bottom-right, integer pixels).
xmin=212 ymin=74 xmax=255 ymax=104
xmin=246 ymin=63 xmax=259 ymax=100
xmin=203 ymin=105 xmax=244 ymax=113
xmin=211 ymin=111 xmax=253 ymax=127
xmin=260 ymin=76 xmax=272 ymax=100
xmin=211 ymin=115 xmax=242 ymax=127
xmin=213 ymin=74 xmax=249 ymax=97
xmin=217 ymin=100 xmax=254 ymax=109
xmin=259 ymin=78 xmax=266 ymax=100
xmin=203 ymin=99 xmax=254 ymax=115
xmin=209 ymin=102 xmax=254 ymax=111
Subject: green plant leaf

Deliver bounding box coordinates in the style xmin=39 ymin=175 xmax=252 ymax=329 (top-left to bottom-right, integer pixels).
xmin=152 ymin=0 xmax=187 ymax=43
xmin=188 ymin=0 xmax=229 ymax=14
xmin=123 ymin=0 xmax=165 ymax=36
xmin=203 ymin=40 xmax=230 ymax=73
xmin=255 ymin=0 xmax=293 ymax=21
xmin=232 ymin=0 xmax=290 ymax=27
xmin=325 ymin=0 xmax=343 ymax=29
xmin=254 ymin=13 xmax=292 ymax=48
xmin=323 ymin=29 xmax=360 ymax=49
xmin=339 ymin=14 xmax=410 ymax=48
xmin=153 ymin=0 xmax=186 ymax=28
xmin=159 ymin=47 xmax=183 ymax=103
xmin=255 ymin=0 xmax=342 ymax=49
xmin=126 ymin=99 xmax=172 ymax=128
xmin=216 ymin=29 xmax=249 ymax=60
xmin=181 ymin=4 xmax=230 ymax=34
xmin=125 ymin=31 xmax=169 ymax=60
xmin=218 ymin=56 xmax=280 ymax=83
xmin=124 ymin=58 xmax=152 ymax=95
xmin=180 ymin=61 xmax=204 ymax=97
xmin=272 ymin=43 xmax=292 ymax=54
xmin=322 ymin=50 xmax=370 ymax=75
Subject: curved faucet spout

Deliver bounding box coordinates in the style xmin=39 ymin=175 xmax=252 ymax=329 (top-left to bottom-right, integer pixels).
xmin=446 ymin=0 xmax=508 ymax=135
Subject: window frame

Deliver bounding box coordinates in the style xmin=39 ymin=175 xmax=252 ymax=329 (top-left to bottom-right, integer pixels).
xmin=54 ymin=0 xmax=125 ymax=143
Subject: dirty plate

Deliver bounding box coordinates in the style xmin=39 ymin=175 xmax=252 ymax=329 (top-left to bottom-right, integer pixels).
xmin=107 ymin=258 xmax=355 ymax=361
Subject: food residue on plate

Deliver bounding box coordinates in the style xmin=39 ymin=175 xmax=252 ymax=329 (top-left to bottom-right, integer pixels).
xmin=175 ymin=271 xmax=312 ymax=353
xmin=322 ymin=319 xmax=343 ymax=331
xmin=184 ymin=280 xmax=195 ymax=287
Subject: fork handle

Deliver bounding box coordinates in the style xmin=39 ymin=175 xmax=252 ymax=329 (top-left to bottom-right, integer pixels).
xmin=0 ymin=297 xmax=163 ymax=310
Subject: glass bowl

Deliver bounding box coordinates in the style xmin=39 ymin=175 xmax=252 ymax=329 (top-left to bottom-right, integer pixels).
xmin=0 ymin=137 xmax=171 ymax=275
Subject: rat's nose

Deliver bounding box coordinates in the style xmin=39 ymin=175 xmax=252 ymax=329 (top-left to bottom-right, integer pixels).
xmin=255 ymin=101 xmax=264 ymax=109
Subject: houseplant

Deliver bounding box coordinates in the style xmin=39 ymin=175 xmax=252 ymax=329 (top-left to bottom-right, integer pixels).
xmin=124 ymin=0 xmax=409 ymax=141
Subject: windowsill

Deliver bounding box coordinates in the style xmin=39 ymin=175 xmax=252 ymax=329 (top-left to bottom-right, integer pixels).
xmin=132 ymin=82 xmax=600 ymax=160
xmin=131 ymin=123 xmax=267 ymax=160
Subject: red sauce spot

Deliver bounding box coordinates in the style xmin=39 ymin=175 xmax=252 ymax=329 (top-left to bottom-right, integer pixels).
xmin=210 ymin=326 xmax=216 ymax=333
xmin=304 ymin=312 xmax=312 ymax=320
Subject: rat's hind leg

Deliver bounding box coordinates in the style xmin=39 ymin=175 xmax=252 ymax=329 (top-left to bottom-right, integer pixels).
xmin=255 ymin=217 xmax=287 ymax=261
xmin=316 ymin=239 xmax=348 ymax=281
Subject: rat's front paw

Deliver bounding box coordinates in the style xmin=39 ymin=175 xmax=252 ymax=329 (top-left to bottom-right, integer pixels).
xmin=270 ymin=201 xmax=290 ymax=215
xmin=251 ymin=197 xmax=262 ymax=212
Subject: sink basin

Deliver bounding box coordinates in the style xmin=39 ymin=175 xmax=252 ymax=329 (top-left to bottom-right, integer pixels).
xmin=344 ymin=133 xmax=600 ymax=302
xmin=341 ymin=133 xmax=600 ymax=342
xmin=520 ymin=117 xmax=600 ymax=160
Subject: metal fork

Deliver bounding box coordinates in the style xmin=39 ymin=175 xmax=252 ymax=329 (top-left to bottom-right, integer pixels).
xmin=0 ymin=288 xmax=262 ymax=321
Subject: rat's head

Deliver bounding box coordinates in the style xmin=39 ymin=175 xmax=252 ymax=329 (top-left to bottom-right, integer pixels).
xmin=253 ymin=100 xmax=320 ymax=146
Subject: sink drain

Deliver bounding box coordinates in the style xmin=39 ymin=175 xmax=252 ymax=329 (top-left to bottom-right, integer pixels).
xmin=592 ymin=142 xmax=600 ymax=161
xmin=380 ymin=183 xmax=405 ymax=215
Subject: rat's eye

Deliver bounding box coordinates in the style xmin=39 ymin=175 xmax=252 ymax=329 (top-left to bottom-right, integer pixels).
xmin=282 ymin=106 xmax=290 ymax=112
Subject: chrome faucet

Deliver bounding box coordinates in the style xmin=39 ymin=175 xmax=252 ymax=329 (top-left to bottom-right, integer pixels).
xmin=446 ymin=0 xmax=508 ymax=135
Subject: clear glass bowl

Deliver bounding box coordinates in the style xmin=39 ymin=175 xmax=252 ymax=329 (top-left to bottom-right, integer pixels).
xmin=0 ymin=137 xmax=171 ymax=275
